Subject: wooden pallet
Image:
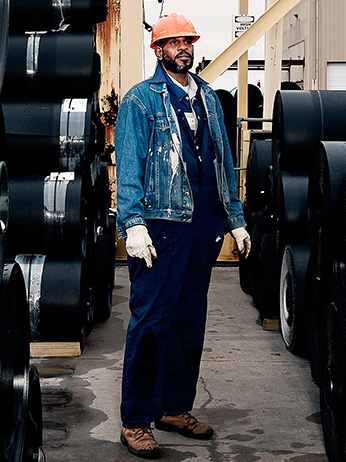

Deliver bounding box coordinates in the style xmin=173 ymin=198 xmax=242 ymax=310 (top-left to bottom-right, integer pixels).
xmin=262 ymin=318 xmax=280 ymax=331
xmin=30 ymin=342 xmax=81 ymax=358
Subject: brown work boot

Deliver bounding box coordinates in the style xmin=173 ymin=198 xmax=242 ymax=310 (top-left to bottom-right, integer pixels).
xmin=155 ymin=412 xmax=214 ymax=439
xmin=120 ymin=427 xmax=161 ymax=459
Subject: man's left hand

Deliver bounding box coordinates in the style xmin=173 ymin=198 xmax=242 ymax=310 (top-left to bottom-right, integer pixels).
xmin=231 ymin=227 xmax=251 ymax=259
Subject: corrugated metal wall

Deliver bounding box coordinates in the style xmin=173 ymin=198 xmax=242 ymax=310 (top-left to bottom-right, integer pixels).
xmin=282 ymin=0 xmax=346 ymax=90
xmin=318 ymin=0 xmax=346 ymax=88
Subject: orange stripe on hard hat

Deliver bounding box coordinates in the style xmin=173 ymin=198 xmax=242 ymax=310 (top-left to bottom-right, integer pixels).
xmin=151 ymin=12 xmax=200 ymax=49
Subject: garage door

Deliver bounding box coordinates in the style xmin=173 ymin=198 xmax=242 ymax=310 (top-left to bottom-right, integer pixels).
xmin=327 ymin=62 xmax=346 ymax=90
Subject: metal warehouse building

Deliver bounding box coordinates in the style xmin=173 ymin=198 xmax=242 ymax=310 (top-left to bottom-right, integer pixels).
xmin=282 ymin=0 xmax=346 ymax=90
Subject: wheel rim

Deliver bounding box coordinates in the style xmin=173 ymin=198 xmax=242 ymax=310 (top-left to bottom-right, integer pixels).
xmin=23 ymin=365 xmax=44 ymax=462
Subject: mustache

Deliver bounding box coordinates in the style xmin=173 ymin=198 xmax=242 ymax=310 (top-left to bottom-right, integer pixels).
xmin=176 ymin=52 xmax=192 ymax=58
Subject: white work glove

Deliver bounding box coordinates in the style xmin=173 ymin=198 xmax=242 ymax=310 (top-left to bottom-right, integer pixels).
xmin=231 ymin=227 xmax=251 ymax=259
xmin=125 ymin=225 xmax=157 ymax=268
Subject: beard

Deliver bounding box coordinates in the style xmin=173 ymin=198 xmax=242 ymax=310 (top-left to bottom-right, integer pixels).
xmin=161 ymin=50 xmax=194 ymax=74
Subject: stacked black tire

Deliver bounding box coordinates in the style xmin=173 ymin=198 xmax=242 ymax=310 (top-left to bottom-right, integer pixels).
xmin=216 ymin=84 xmax=264 ymax=166
xmin=1 ymin=0 xmax=115 ymax=353
xmin=0 ymin=0 xmax=44 ymax=460
xmin=241 ymin=88 xmax=346 ymax=461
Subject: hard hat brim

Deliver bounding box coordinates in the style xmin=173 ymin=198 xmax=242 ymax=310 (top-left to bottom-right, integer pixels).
xmin=150 ymin=34 xmax=200 ymax=49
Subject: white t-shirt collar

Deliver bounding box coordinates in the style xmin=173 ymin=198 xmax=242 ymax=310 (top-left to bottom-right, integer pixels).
xmin=169 ymin=73 xmax=198 ymax=100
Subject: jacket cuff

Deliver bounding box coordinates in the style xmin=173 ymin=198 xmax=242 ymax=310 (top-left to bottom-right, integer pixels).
xmin=117 ymin=216 xmax=147 ymax=239
xmin=225 ymin=214 xmax=247 ymax=233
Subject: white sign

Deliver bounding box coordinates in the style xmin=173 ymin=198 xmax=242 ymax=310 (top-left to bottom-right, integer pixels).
xmin=233 ymin=15 xmax=255 ymax=40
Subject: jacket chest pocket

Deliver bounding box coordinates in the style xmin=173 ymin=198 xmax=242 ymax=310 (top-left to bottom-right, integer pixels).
xmin=154 ymin=115 xmax=171 ymax=149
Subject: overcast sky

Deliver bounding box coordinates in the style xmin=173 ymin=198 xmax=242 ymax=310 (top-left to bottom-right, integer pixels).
xmin=143 ymin=0 xmax=266 ymax=91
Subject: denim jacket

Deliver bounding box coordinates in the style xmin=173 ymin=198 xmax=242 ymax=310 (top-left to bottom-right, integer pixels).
xmin=115 ymin=64 xmax=246 ymax=239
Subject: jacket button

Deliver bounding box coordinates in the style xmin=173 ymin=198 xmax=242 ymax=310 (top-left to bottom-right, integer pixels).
xmin=184 ymin=191 xmax=189 ymax=196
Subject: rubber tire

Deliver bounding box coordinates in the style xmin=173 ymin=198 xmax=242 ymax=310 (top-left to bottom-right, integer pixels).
xmin=275 ymin=172 xmax=309 ymax=254
xmin=308 ymin=141 xmax=346 ymax=282
xmin=320 ymin=302 xmax=346 ymax=462
xmin=279 ymin=245 xmax=310 ymax=354
xmin=246 ymin=139 xmax=272 ymax=212
xmin=257 ymin=230 xmax=280 ymax=320
xmin=238 ymin=201 xmax=252 ymax=296
xmin=304 ymin=257 xmax=323 ymax=386
xmin=23 ymin=365 xmax=44 ymax=462
xmin=0 ymin=262 xmax=30 ymax=462
xmin=0 ymin=0 xmax=9 ymax=93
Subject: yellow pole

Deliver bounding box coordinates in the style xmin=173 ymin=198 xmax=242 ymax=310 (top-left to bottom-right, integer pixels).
xmin=200 ymin=0 xmax=302 ymax=84
xmin=119 ymin=0 xmax=143 ymax=99
xmin=237 ymin=0 xmax=249 ymax=203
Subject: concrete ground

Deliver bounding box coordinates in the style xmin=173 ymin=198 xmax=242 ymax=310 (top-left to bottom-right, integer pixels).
xmin=33 ymin=265 xmax=329 ymax=462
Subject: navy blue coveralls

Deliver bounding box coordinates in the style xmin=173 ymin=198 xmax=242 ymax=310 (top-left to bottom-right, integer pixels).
xmin=122 ymin=68 xmax=225 ymax=428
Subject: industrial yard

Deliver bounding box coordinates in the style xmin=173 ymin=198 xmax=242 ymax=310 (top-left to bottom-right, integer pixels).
xmin=1 ymin=0 xmax=346 ymax=460
xmin=37 ymin=265 xmax=328 ymax=461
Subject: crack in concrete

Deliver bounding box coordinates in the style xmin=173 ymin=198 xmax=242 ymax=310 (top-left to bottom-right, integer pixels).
xmin=199 ymin=374 xmax=213 ymax=408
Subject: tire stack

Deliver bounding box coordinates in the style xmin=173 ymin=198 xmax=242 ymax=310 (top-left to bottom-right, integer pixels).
xmin=241 ymin=89 xmax=346 ymax=461
xmin=0 ymin=1 xmax=44 ymax=460
xmin=240 ymin=135 xmax=280 ymax=321
xmin=216 ymin=84 xmax=264 ymax=166
xmin=0 ymin=0 xmax=115 ymax=351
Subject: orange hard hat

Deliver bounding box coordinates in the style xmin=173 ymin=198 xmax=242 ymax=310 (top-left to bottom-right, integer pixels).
xmin=150 ymin=12 xmax=200 ymax=49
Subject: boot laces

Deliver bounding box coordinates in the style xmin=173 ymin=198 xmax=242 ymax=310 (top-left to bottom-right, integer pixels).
xmin=133 ymin=427 xmax=154 ymax=441
xmin=183 ymin=412 xmax=198 ymax=427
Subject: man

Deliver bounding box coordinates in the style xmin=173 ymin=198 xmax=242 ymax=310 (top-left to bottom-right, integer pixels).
xmin=115 ymin=12 xmax=251 ymax=459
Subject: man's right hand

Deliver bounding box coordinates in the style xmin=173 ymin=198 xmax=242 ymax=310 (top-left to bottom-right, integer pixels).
xmin=125 ymin=225 xmax=157 ymax=268
xmin=231 ymin=227 xmax=251 ymax=259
